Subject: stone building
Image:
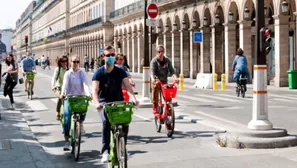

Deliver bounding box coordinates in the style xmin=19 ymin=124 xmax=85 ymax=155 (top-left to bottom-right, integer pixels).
xmin=12 ymin=0 xmax=296 ymax=87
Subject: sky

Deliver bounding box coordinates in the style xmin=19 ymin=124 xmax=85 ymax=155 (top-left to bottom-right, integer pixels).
xmin=0 ymin=0 xmax=33 ymax=29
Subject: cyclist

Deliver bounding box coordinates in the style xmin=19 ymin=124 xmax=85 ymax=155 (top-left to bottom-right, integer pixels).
xmin=150 ymin=45 xmax=178 ymax=118
xmin=92 ymin=45 xmax=139 ymax=163
xmin=51 ymin=55 xmax=69 ymax=120
xmin=115 ymin=53 xmax=135 ymax=85
xmin=232 ymin=48 xmax=250 ymax=88
xmin=60 ymin=54 xmax=91 ymax=151
xmin=21 ymin=51 xmax=36 ymax=94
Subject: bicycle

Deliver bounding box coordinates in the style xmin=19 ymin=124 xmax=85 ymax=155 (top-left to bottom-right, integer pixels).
xmin=154 ymin=78 xmax=178 ymax=137
xmin=122 ymin=83 xmax=137 ymax=102
xmin=25 ymin=72 xmax=35 ymax=100
xmin=60 ymin=95 xmax=91 ymax=161
xmin=236 ymin=74 xmax=248 ymax=98
xmin=103 ymin=101 xmax=135 ymax=168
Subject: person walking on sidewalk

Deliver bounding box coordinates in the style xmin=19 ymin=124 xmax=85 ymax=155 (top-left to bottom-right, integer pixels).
xmin=84 ymin=54 xmax=89 ymax=72
xmin=3 ymin=53 xmax=18 ymax=109
xmin=150 ymin=45 xmax=179 ymax=118
xmin=52 ymin=55 xmax=69 ymax=120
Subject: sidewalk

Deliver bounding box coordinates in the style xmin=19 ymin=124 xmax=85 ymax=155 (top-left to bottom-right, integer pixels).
xmin=0 ymin=89 xmax=55 ymax=168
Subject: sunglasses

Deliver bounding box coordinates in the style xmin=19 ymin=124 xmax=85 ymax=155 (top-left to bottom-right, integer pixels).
xmin=72 ymin=61 xmax=80 ymax=64
xmin=105 ymin=53 xmax=115 ymax=57
xmin=61 ymin=60 xmax=68 ymax=63
xmin=117 ymin=58 xmax=123 ymax=61
xmin=158 ymin=51 xmax=164 ymax=53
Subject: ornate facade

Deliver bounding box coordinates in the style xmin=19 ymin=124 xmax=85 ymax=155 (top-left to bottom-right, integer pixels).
xmin=12 ymin=0 xmax=296 ymax=87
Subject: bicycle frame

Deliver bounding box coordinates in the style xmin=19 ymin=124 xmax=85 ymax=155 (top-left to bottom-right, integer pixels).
xmin=156 ymin=80 xmax=178 ymax=120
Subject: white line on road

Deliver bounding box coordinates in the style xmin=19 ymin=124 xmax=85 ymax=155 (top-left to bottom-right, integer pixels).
xmin=215 ymin=93 xmax=253 ymax=100
xmin=199 ymin=94 xmax=244 ymax=103
xmin=26 ymin=100 xmax=48 ymax=111
xmin=178 ymin=94 xmax=216 ymax=103
xmin=268 ymin=94 xmax=297 ymax=101
xmin=272 ymin=98 xmax=294 ymax=102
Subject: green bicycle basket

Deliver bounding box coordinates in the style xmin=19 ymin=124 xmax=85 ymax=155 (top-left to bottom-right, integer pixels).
xmin=105 ymin=103 xmax=135 ymax=126
xmin=26 ymin=72 xmax=35 ymax=80
xmin=68 ymin=97 xmax=90 ymax=113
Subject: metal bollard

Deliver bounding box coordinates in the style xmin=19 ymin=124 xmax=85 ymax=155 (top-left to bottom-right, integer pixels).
xmin=221 ymin=74 xmax=226 ymax=91
xmin=213 ymin=73 xmax=217 ymax=90
xmin=179 ymin=74 xmax=184 ymax=91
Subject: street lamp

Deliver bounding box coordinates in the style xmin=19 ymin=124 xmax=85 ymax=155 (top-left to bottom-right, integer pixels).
xmin=203 ymin=16 xmax=208 ymax=26
xmin=192 ymin=19 xmax=197 ymax=28
xmin=264 ymin=6 xmax=267 ymax=16
xmin=215 ymin=14 xmax=220 ymax=24
xmin=157 ymin=26 xmax=161 ymax=33
xmin=182 ymin=20 xmax=186 ymax=30
xmin=165 ymin=24 xmax=169 ymax=32
xmin=244 ymin=7 xmax=250 ymax=20
xmin=282 ymin=0 xmax=289 ymax=15
xmin=228 ymin=12 xmax=234 ymax=23
xmin=173 ymin=23 xmax=178 ymax=31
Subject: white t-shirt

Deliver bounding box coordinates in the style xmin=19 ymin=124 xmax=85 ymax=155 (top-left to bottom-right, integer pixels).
xmin=41 ymin=56 xmax=46 ymax=63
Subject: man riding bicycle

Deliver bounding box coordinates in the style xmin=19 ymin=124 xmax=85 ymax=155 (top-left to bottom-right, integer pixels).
xmin=232 ymin=48 xmax=250 ymax=87
xmin=92 ymin=45 xmax=139 ymax=163
xmin=21 ymin=51 xmax=36 ymax=94
xmin=150 ymin=45 xmax=179 ymax=118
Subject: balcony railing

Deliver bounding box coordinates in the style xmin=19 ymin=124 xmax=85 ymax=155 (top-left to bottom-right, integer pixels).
xmin=31 ymin=30 xmax=66 ymax=45
xmin=110 ymin=1 xmax=144 ymax=19
xmin=67 ymin=17 xmax=102 ymax=33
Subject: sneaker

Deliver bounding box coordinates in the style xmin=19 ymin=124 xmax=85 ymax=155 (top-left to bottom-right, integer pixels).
xmin=11 ymin=104 xmax=16 ymax=110
xmin=63 ymin=142 xmax=71 ymax=151
xmin=101 ymin=151 xmax=109 ymax=163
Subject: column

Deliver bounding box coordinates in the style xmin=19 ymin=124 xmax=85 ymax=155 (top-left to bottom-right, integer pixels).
xmin=224 ymin=23 xmax=237 ymax=82
xmin=189 ymin=29 xmax=194 ymax=78
xmin=238 ymin=20 xmax=253 ymax=83
xmin=171 ymin=32 xmax=175 ymax=67
xmin=126 ymin=33 xmax=130 ymax=66
xmin=200 ymin=26 xmax=211 ymax=73
xmin=273 ymin=15 xmax=290 ymax=87
xmin=137 ymin=30 xmax=141 ymax=73
xmin=180 ymin=30 xmax=184 ymax=74
xmin=132 ymin=31 xmax=136 ymax=73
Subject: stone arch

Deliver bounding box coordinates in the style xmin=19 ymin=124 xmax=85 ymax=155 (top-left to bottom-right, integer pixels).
xmin=241 ymin=0 xmax=255 ymax=21
xmin=182 ymin=13 xmax=190 ymax=29
xmin=192 ymin=10 xmax=200 ymax=27
xmin=165 ymin=17 xmax=172 ymax=31
xmin=158 ymin=19 xmax=164 ymax=32
xmin=227 ymin=1 xmax=240 ymax=22
xmin=203 ymin=8 xmax=211 ymax=26
xmin=132 ymin=24 xmax=138 ymax=72
xmin=173 ymin=15 xmax=181 ymax=30
xmin=215 ymin=5 xmax=225 ymax=24
xmin=277 ymin=0 xmax=296 ymax=19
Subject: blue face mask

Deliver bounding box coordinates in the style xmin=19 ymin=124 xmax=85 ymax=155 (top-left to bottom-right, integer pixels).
xmin=106 ymin=56 xmax=115 ymax=65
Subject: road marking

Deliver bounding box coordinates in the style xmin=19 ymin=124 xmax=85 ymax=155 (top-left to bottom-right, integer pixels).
xmin=26 ymin=100 xmax=48 ymax=111
xmin=272 ymin=98 xmax=294 ymax=102
xmin=200 ymin=94 xmax=244 ymax=103
xmin=193 ymin=111 xmax=247 ymax=128
xmin=178 ymin=94 xmax=216 ymax=103
xmin=268 ymin=94 xmax=297 ymax=101
xmin=215 ymin=93 xmax=253 ymax=100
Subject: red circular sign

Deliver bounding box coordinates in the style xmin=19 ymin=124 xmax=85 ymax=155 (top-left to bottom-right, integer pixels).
xmin=147 ymin=3 xmax=158 ymax=19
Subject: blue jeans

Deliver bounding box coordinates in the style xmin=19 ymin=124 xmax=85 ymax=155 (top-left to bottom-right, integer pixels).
xmin=63 ymin=99 xmax=86 ymax=139
xmin=98 ymin=109 xmax=129 ymax=154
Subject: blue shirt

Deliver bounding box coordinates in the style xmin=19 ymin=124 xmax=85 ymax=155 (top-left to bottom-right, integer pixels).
xmin=21 ymin=57 xmax=36 ymax=72
xmin=92 ymin=66 xmax=128 ymax=103
xmin=232 ymin=55 xmax=248 ymax=72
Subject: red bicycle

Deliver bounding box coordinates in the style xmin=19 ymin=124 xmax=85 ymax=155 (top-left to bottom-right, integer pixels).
xmin=122 ymin=83 xmax=136 ymax=102
xmin=154 ymin=78 xmax=178 ymax=137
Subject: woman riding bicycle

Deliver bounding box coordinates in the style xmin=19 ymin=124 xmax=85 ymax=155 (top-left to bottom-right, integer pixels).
xmin=115 ymin=53 xmax=135 ymax=86
xmin=51 ymin=55 xmax=69 ymax=120
xmin=60 ymin=54 xmax=91 ymax=150
xmin=232 ymin=48 xmax=250 ymax=86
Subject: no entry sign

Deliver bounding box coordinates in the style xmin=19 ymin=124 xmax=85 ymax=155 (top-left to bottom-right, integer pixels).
xmin=147 ymin=3 xmax=158 ymax=19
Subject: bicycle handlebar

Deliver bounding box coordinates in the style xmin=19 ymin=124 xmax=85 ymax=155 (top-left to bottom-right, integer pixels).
xmin=64 ymin=94 xmax=92 ymax=100
xmin=101 ymin=101 xmax=135 ymax=107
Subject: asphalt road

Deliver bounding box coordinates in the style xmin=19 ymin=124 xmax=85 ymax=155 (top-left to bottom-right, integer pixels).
xmin=3 ymin=66 xmax=297 ymax=168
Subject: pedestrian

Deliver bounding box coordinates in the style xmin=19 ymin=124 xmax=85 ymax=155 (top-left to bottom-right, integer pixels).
xmin=3 ymin=53 xmax=18 ymax=109
xmin=46 ymin=56 xmax=51 ymax=70
xmin=84 ymin=54 xmax=89 ymax=72
xmin=90 ymin=58 xmax=94 ymax=71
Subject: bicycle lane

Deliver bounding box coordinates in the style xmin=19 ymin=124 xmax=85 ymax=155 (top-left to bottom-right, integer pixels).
xmin=11 ymin=69 xmax=237 ymax=168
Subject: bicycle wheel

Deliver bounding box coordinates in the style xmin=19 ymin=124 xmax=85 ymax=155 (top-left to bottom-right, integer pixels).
xmin=165 ymin=104 xmax=175 ymax=138
xmin=27 ymin=81 xmax=31 ymax=99
xmin=73 ymin=120 xmax=81 ymax=161
xmin=241 ymin=85 xmax=245 ymax=98
xmin=236 ymin=86 xmax=240 ymax=97
xmin=30 ymin=82 xmax=33 ymax=100
xmin=117 ymin=136 xmax=127 ymax=168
